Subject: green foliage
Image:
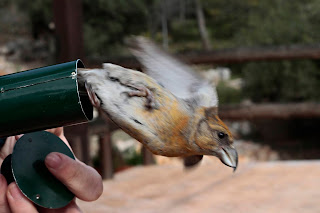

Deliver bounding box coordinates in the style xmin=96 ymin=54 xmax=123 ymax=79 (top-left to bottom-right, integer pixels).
xmin=235 ymin=0 xmax=319 ymax=46
xmin=205 ymin=0 xmax=250 ymax=41
xmin=243 ymin=60 xmax=320 ymax=102
xmin=217 ymin=82 xmax=243 ymax=104
xmin=233 ymin=0 xmax=320 ymax=103
xmin=11 ymin=0 xmax=52 ymax=38
xmin=171 ymin=19 xmax=199 ymax=42
xmin=123 ymin=149 xmax=143 ymax=166
xmin=82 ymin=0 xmax=150 ymax=56
xmin=4 ymin=0 xmax=320 ymax=103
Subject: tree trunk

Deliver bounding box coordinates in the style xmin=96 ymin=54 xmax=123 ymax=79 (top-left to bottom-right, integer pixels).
xmin=53 ymin=0 xmax=84 ymax=62
xmin=179 ymin=0 xmax=186 ymax=21
xmin=161 ymin=0 xmax=169 ymax=50
xmin=194 ymin=0 xmax=211 ymax=50
xmin=147 ymin=4 xmax=157 ymax=40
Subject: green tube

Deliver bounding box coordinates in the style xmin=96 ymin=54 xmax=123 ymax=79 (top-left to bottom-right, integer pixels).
xmin=0 ymin=60 xmax=93 ymax=138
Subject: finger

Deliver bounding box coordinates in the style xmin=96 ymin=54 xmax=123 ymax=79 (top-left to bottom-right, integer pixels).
xmin=7 ymin=183 xmax=38 ymax=213
xmin=45 ymin=128 xmax=64 ymax=138
xmin=45 ymin=153 xmax=103 ymax=201
xmin=0 ymin=174 xmax=10 ymax=213
xmin=38 ymin=199 xmax=82 ymax=213
xmin=14 ymin=135 xmax=23 ymax=141
xmin=0 ymin=136 xmax=16 ymax=164
xmin=45 ymin=128 xmax=70 ymax=149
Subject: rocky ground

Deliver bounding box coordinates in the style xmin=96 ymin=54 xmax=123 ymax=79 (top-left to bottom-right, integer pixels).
xmin=78 ymin=158 xmax=320 ymax=213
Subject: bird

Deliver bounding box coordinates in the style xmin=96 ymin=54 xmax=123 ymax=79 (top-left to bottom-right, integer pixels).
xmin=78 ymin=36 xmax=238 ymax=170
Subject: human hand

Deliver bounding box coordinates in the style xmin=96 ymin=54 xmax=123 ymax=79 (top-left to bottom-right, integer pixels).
xmin=0 ymin=127 xmax=103 ymax=212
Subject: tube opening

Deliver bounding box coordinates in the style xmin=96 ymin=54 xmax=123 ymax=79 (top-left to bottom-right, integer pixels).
xmin=76 ymin=60 xmax=93 ymax=121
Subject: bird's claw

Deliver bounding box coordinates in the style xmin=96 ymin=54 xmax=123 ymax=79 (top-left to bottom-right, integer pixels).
xmin=85 ymin=81 xmax=101 ymax=108
xmin=126 ymin=85 xmax=157 ymax=109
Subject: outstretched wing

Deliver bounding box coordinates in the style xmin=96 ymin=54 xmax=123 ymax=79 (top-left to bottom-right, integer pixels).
xmin=128 ymin=36 xmax=218 ymax=108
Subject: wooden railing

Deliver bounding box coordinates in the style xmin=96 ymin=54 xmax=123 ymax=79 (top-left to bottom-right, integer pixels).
xmin=88 ymin=44 xmax=320 ymax=69
xmin=219 ymin=103 xmax=320 ymax=120
xmin=65 ymin=102 xmax=320 ymax=179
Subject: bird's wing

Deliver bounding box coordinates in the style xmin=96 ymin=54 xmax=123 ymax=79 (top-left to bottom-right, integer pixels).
xmin=128 ymin=36 xmax=218 ymax=108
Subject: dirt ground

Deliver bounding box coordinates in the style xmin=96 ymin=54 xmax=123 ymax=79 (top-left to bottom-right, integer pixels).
xmin=78 ymin=158 xmax=320 ymax=213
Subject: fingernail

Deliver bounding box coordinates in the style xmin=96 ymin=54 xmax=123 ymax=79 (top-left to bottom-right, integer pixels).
xmin=15 ymin=134 xmax=23 ymax=140
xmin=45 ymin=153 xmax=62 ymax=169
xmin=8 ymin=183 xmax=22 ymax=200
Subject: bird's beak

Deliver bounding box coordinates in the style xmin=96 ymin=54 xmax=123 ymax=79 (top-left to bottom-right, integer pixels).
xmin=218 ymin=146 xmax=238 ymax=172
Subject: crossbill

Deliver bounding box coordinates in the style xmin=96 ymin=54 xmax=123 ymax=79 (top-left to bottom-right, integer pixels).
xmin=78 ymin=37 xmax=238 ymax=170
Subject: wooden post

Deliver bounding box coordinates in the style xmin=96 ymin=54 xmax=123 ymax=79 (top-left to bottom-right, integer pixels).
xmin=64 ymin=125 xmax=91 ymax=165
xmin=99 ymin=124 xmax=114 ymax=179
xmin=142 ymin=146 xmax=155 ymax=165
xmin=53 ymin=0 xmax=84 ymax=62
xmin=53 ymin=0 xmax=91 ymax=166
xmin=67 ymin=137 xmax=82 ymax=160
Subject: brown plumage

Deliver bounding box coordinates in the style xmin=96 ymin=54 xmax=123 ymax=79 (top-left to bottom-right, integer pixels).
xmin=78 ymin=37 xmax=238 ymax=170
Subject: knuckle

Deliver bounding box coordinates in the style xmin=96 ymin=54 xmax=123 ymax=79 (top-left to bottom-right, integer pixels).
xmin=64 ymin=166 xmax=82 ymax=183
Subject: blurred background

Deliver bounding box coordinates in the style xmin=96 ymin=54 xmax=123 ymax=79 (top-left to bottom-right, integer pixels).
xmin=1 ymin=0 xmax=320 ymax=212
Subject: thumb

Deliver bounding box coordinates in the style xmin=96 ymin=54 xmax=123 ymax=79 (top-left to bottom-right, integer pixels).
xmin=45 ymin=152 xmax=103 ymax=201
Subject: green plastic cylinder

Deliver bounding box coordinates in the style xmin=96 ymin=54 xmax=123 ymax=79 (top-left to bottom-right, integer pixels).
xmin=0 ymin=60 xmax=93 ymax=138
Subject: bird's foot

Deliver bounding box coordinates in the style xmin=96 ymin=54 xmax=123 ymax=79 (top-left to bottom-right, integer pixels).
xmin=183 ymin=155 xmax=203 ymax=169
xmin=126 ymin=85 xmax=157 ymax=109
xmin=85 ymin=81 xmax=101 ymax=108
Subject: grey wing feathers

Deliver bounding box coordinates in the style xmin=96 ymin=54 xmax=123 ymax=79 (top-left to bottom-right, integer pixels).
xmin=128 ymin=36 xmax=218 ymax=108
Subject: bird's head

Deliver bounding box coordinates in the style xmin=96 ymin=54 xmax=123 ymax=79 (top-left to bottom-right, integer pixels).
xmin=193 ymin=107 xmax=238 ymax=171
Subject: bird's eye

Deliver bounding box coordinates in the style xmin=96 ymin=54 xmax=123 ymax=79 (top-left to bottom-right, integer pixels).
xmin=218 ymin=132 xmax=226 ymax=139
